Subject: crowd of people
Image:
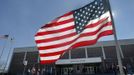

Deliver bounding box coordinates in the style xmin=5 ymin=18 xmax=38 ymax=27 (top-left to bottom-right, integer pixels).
xmin=108 ymin=64 xmax=133 ymax=75
xmin=23 ymin=63 xmax=133 ymax=75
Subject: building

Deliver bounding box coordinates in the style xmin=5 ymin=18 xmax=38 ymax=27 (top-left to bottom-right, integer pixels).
xmin=8 ymin=39 xmax=134 ymax=75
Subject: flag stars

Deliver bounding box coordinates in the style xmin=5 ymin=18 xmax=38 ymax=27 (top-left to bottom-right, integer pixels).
xmin=77 ymin=31 xmax=81 ymax=34
xmin=80 ymin=27 xmax=83 ymax=30
xmin=78 ymin=18 xmax=81 ymax=20
xmin=96 ymin=15 xmax=99 ymax=18
xmin=85 ymin=7 xmax=87 ymax=10
xmin=86 ymin=12 xmax=88 ymax=15
xmin=75 ymin=16 xmax=78 ymax=19
xmin=78 ymin=13 xmax=81 ymax=15
xmin=95 ymin=1 xmax=98 ymax=5
xmin=100 ymin=3 xmax=103 ymax=6
xmin=82 ymin=11 xmax=85 ymax=13
xmin=98 ymin=7 xmax=100 ymax=9
xmin=80 ymin=9 xmax=82 ymax=12
xmin=84 ymin=20 xmax=87 ymax=23
xmin=93 ymin=6 xmax=95 ymax=8
xmin=79 ymin=23 xmax=82 ymax=25
xmin=92 ymin=14 xmax=95 ymax=16
xmin=77 ymin=26 xmax=80 ymax=29
xmin=86 ymin=17 xmax=89 ymax=20
xmin=73 ymin=0 xmax=107 ymax=34
xmin=99 ymin=11 xmax=101 ymax=14
xmin=101 ymin=7 xmax=104 ymax=10
xmin=90 ymin=5 xmax=92 ymax=7
xmin=91 ymin=9 xmax=93 ymax=12
xmin=88 ymin=9 xmax=90 ymax=11
xmin=76 ymin=21 xmax=78 ymax=24
xmin=82 ymin=24 xmax=85 ymax=26
xmin=102 ymin=11 xmax=105 ymax=14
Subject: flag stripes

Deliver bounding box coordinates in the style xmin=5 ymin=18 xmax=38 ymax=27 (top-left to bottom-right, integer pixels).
xmin=35 ymin=10 xmax=113 ymax=64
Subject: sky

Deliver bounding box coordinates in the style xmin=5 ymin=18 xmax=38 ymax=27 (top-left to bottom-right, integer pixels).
xmin=0 ymin=0 xmax=134 ymax=72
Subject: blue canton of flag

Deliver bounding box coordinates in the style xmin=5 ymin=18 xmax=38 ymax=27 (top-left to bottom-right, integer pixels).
xmin=73 ymin=0 xmax=108 ymax=34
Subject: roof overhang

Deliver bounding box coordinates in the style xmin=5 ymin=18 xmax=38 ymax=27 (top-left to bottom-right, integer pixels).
xmin=56 ymin=57 xmax=102 ymax=65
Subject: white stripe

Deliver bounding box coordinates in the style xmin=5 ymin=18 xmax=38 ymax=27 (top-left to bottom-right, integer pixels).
xmin=39 ymin=26 xmax=113 ymax=54
xmin=40 ymin=54 xmax=60 ymax=60
xmin=38 ymin=21 xmax=74 ymax=32
xmin=57 ymin=14 xmax=73 ymax=22
xmin=36 ymin=19 xmax=111 ymax=46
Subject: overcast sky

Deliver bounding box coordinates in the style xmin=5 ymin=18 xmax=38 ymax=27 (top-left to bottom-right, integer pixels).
xmin=0 ymin=0 xmax=134 ymax=48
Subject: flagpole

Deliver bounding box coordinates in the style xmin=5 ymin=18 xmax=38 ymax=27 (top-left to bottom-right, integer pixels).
xmin=106 ymin=0 xmax=125 ymax=75
xmin=23 ymin=51 xmax=27 ymax=75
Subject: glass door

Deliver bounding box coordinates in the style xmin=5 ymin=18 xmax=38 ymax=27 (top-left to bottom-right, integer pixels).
xmin=85 ymin=66 xmax=95 ymax=74
xmin=61 ymin=67 xmax=73 ymax=75
xmin=63 ymin=67 xmax=68 ymax=75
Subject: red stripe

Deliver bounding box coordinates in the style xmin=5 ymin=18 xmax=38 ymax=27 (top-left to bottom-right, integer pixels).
xmin=37 ymin=21 xmax=112 ymax=50
xmin=40 ymin=59 xmax=58 ymax=64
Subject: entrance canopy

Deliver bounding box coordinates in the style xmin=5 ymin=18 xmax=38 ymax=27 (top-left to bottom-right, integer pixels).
xmin=56 ymin=57 xmax=102 ymax=65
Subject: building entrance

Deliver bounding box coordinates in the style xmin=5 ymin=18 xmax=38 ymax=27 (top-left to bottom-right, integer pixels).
xmin=57 ymin=63 xmax=100 ymax=75
xmin=85 ymin=66 xmax=95 ymax=74
xmin=62 ymin=67 xmax=73 ymax=75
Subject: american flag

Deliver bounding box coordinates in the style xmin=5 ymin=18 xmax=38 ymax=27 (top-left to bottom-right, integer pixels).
xmin=35 ymin=0 xmax=113 ymax=64
xmin=0 ymin=35 xmax=8 ymax=39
